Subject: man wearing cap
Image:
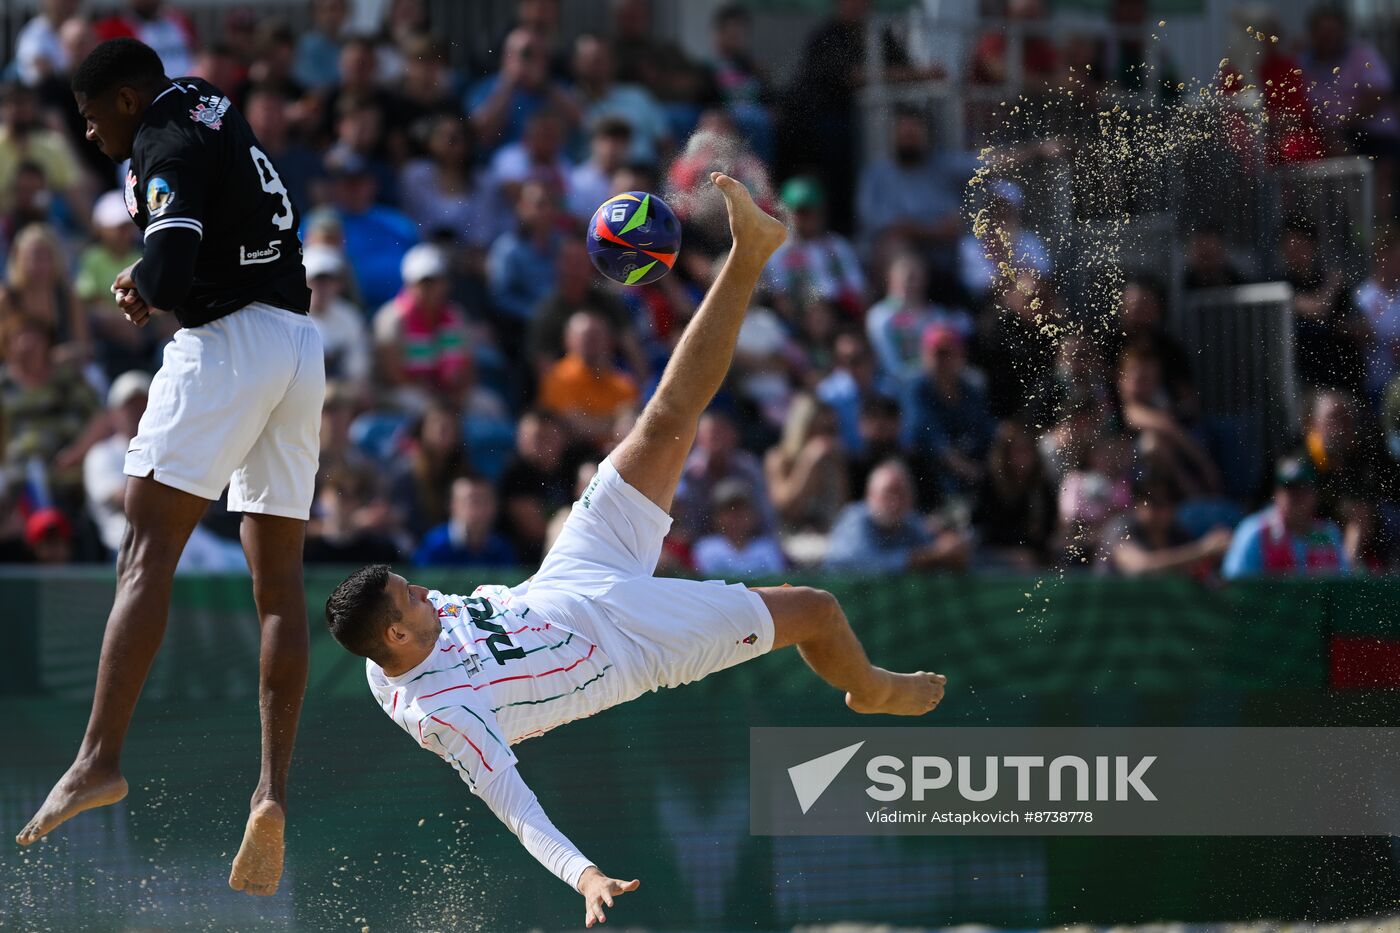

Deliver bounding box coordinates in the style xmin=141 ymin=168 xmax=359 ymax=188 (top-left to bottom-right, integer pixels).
xmin=373 ymin=243 xmax=472 ymax=406
xmin=82 ymin=369 xmax=150 ymax=555
xmin=318 ymin=148 xmax=417 ymax=309
xmin=903 ymin=324 xmax=994 ymax=499
xmin=24 ymin=507 xmax=75 ymax=564
xmin=1222 ymin=455 xmax=1349 ymax=578
xmin=763 ymin=175 xmax=866 ymax=318
xmin=304 ymin=243 xmax=370 ymax=388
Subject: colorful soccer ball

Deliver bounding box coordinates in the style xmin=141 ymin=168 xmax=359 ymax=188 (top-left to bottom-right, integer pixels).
xmin=587 ymin=191 xmax=681 ymax=286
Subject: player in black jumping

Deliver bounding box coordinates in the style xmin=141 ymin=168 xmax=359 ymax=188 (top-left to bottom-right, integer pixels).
xmin=16 ymin=39 xmax=323 ymax=897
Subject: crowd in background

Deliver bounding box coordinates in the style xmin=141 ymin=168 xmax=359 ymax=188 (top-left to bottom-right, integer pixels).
xmin=1 ymin=0 xmax=1398 ymax=580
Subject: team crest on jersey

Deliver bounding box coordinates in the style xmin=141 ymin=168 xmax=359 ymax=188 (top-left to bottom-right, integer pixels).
xmin=124 ymin=170 xmax=139 ymax=217
xmin=437 ymin=603 xmax=462 ymax=618
xmin=146 ymin=177 xmax=174 ymax=217
xmin=188 ymin=94 xmax=231 ymax=130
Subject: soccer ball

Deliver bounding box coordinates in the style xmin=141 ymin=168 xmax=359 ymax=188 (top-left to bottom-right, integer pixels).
xmin=587 ymin=191 xmax=681 ymax=286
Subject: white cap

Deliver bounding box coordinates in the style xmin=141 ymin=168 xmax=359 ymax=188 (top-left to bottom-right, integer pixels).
xmin=92 ymin=190 xmax=130 ymax=229
xmin=107 ymin=370 xmax=152 ymax=409
xmin=303 ymin=243 xmax=345 ymax=280
xmin=401 ymin=243 xmax=448 ymax=284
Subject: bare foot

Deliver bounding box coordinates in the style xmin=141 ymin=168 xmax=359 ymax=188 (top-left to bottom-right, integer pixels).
xmin=16 ymin=764 xmax=128 ymax=845
xmin=711 ymin=172 xmax=787 ymax=258
xmin=229 ymin=800 xmax=286 ymax=896
xmin=846 ymin=670 xmax=947 ymax=716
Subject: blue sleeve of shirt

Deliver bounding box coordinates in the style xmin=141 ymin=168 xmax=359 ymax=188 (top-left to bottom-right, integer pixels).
xmin=487 ymin=535 xmax=518 ymax=566
xmin=1221 ymin=516 xmax=1264 ymax=579
xmin=465 ymin=75 xmax=498 ymax=114
xmin=902 ymin=382 xmax=949 ymax=457
xmin=413 ymin=526 xmax=453 ymax=567
xmin=824 ymin=507 xmax=910 ymax=573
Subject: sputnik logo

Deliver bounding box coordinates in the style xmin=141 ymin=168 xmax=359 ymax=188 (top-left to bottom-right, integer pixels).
xmin=787 ymin=741 xmax=864 ymax=814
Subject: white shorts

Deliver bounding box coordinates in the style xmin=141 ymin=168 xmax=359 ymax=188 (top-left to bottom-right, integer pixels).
xmin=125 ymin=302 xmax=325 ymax=520
xmin=521 ymin=457 xmax=776 ymax=699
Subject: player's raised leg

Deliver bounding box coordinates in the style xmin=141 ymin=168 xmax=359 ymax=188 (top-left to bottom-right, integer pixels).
xmin=228 ymin=513 xmax=309 ymax=896
xmin=757 ymin=585 xmax=947 ymax=716
xmin=610 ymin=172 xmax=788 ymax=511
xmin=16 ymin=477 xmax=209 ymax=845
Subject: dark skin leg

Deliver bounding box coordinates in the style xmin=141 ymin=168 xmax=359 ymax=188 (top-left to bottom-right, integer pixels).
xmin=16 ymin=476 xmax=209 ymax=845
xmin=228 ymin=512 xmax=309 ymax=896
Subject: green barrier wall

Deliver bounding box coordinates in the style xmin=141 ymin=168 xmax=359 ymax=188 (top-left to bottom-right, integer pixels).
xmin=3 ymin=570 xmax=1399 ymax=932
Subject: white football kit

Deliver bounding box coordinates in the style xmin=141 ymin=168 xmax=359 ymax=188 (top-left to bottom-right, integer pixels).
xmin=366 ymin=457 xmax=776 ymax=888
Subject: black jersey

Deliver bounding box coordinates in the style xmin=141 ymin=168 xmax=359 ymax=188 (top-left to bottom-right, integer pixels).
xmin=126 ymin=77 xmax=310 ymax=328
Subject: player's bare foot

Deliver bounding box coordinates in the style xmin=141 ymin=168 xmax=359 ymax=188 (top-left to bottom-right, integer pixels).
xmin=228 ymin=799 xmax=286 ymax=896
xmin=711 ymin=172 xmax=787 ymax=257
xmin=846 ymin=670 xmax=947 ymax=716
xmin=16 ymin=764 xmax=128 ymax=846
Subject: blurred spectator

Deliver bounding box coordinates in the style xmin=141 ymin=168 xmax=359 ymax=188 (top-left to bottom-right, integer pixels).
xmin=95 ymin=0 xmax=196 ymax=78
xmin=1279 ymin=215 xmax=1363 ymax=392
xmin=1102 ymin=276 xmax=1195 ymax=412
xmin=373 ymin=244 xmax=472 ymax=406
xmin=34 ymin=16 xmax=104 ymax=183
xmin=399 ymin=113 xmax=495 ymax=253
xmin=1058 ymin=432 xmax=1136 ymax=563
xmin=319 ymin=151 xmax=417 ymax=310
xmin=414 ymin=475 xmax=518 ymax=567
xmin=305 ymin=245 xmax=371 ymax=389
xmin=304 ymin=470 xmax=402 ymax=564
xmin=970 ymin=0 xmax=1059 ymax=87
xmin=856 ymin=105 xmax=971 ymax=288
xmin=316 ymin=37 xmax=403 ymax=148
xmin=1114 ymin=343 xmax=1222 ymax=499
xmin=568 ymin=116 xmax=633 ymax=220
xmin=487 ymin=179 xmax=564 ymax=326
xmin=1301 ymin=389 xmax=1398 ymax=527
xmin=780 ymin=0 xmax=924 ymax=233
xmin=708 ymin=3 xmax=774 ymax=160
xmin=825 ymin=459 xmax=969 ymax=573
xmin=1219 ymin=10 xmax=1321 ymax=164
xmin=1223 ymin=455 xmax=1349 ymax=578
xmin=1182 ymin=224 xmax=1244 ymax=289
xmin=327 ymin=94 xmax=398 ymax=205
xmin=389 ymin=401 xmax=471 ymax=539
xmin=242 ymin=22 xmax=305 ymax=103
xmin=537 ymin=309 xmax=639 ymax=445
xmin=496 ymin=0 xmax=570 ymax=81
xmin=15 ymin=0 xmax=79 ymax=88
xmin=1300 ymin=4 xmax=1398 ymax=199
xmin=1 ymin=223 xmax=89 ymax=365
xmin=498 ymin=408 xmax=574 ymax=563
xmin=903 ymin=325 xmax=994 ymax=499
xmin=1036 ymin=331 xmax=1113 ymax=429
xmin=692 ymin=479 xmax=786 ymax=576
xmin=191 ymin=42 xmax=244 ymax=103
xmin=972 ymin=420 xmax=1056 ymax=570
xmin=763 ymin=176 xmax=866 ymax=319
xmin=488 ymin=107 xmax=573 ymax=206
xmin=674 ymin=409 xmax=775 ymax=540
xmin=959 ymin=180 xmax=1051 ymax=304
xmin=1107 ymin=474 xmax=1233 ymax=577
xmin=82 ymin=370 xmax=149 ymax=555
xmin=1040 ymin=397 xmax=1105 ymax=484
xmin=848 ymin=395 xmax=941 ymax=512
xmin=0 ymin=317 xmax=103 ymax=513
xmin=866 ymin=252 xmax=972 ymax=389
xmin=372 ymin=0 xmax=432 ymax=86
xmin=25 ymin=507 xmax=74 ymax=565
xmin=466 ymin=27 xmax=581 ymax=153
xmin=393 ymin=34 xmax=460 ymax=135
xmin=1101 ymin=0 xmax=1181 ymax=99
xmin=244 ymin=84 xmax=319 ymax=220
xmin=571 ymin=33 xmax=671 ymax=167
xmin=76 ymin=191 xmax=152 ymax=380
xmin=1354 ymin=228 xmax=1400 ymax=403
xmin=816 ymin=330 xmax=894 ymax=455
xmin=318 ymin=381 xmax=383 ymax=500
xmin=0 ymin=81 xmax=87 ymax=222
xmin=528 ymin=237 xmax=643 ymax=377
xmin=976 ymin=273 xmax=1061 ymax=419
xmin=666 ymin=110 xmax=775 ymax=267
xmin=764 ymin=394 xmax=848 ymax=535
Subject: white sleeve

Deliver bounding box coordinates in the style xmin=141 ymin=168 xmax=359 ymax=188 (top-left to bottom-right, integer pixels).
xmin=474 ymin=763 xmax=596 ymax=891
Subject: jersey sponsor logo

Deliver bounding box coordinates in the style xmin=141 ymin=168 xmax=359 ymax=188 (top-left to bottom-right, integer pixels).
xmin=238 ymin=240 xmax=282 ymax=265
xmin=146 ymin=177 xmax=175 ymax=217
xmin=189 ymin=94 xmax=231 ymax=130
xmin=124 ymin=170 xmax=139 ymax=217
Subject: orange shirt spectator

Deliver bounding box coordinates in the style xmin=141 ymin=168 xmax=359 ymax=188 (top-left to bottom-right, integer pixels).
xmin=538 ymin=309 xmax=638 ymax=444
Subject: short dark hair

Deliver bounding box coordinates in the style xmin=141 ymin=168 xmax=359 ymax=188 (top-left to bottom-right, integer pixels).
xmin=72 ymin=38 xmax=166 ymax=98
xmin=325 ymin=564 xmax=399 ymax=661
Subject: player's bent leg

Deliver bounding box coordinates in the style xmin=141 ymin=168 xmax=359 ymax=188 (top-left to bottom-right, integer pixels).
xmin=754 ymin=586 xmax=947 ymax=717
xmin=228 ymin=512 xmax=309 ymax=895
xmin=16 ymin=476 xmax=209 ymax=846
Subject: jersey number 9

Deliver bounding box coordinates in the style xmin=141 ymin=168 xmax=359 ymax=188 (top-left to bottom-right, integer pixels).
xmin=249 ymin=146 xmax=294 ymax=232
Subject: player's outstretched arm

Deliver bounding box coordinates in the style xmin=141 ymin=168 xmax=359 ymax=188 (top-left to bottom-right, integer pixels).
xmin=576 ymin=866 xmax=641 ymax=929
